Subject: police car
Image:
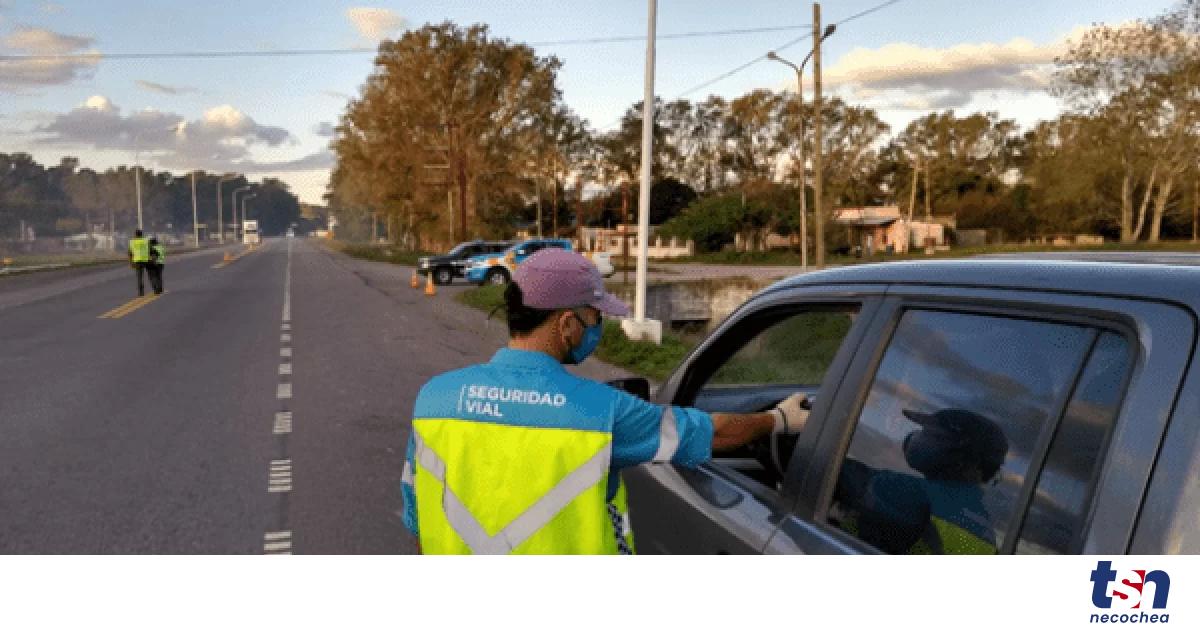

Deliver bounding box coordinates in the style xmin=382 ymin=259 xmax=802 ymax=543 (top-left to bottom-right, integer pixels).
xmin=465 ymin=238 xmax=614 ymax=285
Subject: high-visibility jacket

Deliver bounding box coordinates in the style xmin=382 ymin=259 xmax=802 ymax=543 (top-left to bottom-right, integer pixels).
xmin=402 ymin=348 xmax=713 ymax=555
xmin=410 ymin=417 xmax=633 ymax=554
xmin=151 ymin=244 xmax=166 ymax=264
xmin=129 ymin=237 xmax=150 ymax=263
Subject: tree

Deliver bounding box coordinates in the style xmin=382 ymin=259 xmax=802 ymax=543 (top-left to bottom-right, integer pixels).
xmin=1055 ymin=3 xmax=1200 ymax=242
xmin=330 ymin=22 xmax=564 ymax=247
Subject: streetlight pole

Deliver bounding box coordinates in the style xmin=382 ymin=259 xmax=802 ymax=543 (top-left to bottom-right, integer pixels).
xmin=231 ymin=185 xmax=251 ymax=243
xmin=191 ymin=171 xmax=199 ymax=247
xmin=134 ymin=151 xmax=144 ymax=230
xmin=768 ymin=21 xmax=835 ymax=272
xmin=618 ymin=0 xmax=662 ymax=344
xmin=217 ymin=174 xmax=237 ymax=245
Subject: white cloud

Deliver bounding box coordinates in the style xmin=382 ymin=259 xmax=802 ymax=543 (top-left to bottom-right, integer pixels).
xmin=41 ymin=2 xmax=64 ymax=14
xmin=136 ymin=79 xmax=196 ymax=95
xmin=0 ymin=27 xmax=99 ymax=91
xmin=347 ymin=7 xmax=407 ymax=42
xmin=34 ymin=96 xmax=297 ymax=171
xmin=313 ymin=121 xmax=335 ymax=137
xmin=813 ymin=28 xmax=1093 ymax=114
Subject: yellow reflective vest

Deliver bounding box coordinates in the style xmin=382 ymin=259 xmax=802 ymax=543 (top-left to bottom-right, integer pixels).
xmin=129 ymin=237 xmax=150 ymax=263
xmin=410 ymin=417 xmax=634 ymax=554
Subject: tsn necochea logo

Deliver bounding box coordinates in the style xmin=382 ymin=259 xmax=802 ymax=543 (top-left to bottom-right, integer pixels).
xmin=1090 ymin=561 xmax=1171 ymax=624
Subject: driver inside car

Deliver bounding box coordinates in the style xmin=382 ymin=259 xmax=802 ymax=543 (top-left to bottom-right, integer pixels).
xmin=401 ymin=249 xmax=810 ymax=554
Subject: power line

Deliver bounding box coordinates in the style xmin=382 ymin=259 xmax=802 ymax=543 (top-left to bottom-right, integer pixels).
xmin=597 ymin=0 xmax=905 ymax=131
xmin=532 ymin=24 xmax=811 ymax=46
xmin=675 ymin=0 xmax=903 ymax=100
xmin=0 ymin=25 xmax=813 ymax=62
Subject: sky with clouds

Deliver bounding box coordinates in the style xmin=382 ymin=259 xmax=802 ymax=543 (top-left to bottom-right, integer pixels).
xmin=0 ymin=0 xmax=1177 ymax=204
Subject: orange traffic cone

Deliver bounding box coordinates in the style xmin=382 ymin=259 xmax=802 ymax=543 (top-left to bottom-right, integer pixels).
xmin=424 ymin=273 xmax=437 ymax=296
xmin=410 ymin=271 xmax=420 ymax=289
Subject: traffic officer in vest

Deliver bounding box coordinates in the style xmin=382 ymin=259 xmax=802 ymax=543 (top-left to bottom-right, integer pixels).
xmin=127 ymin=229 xmax=151 ymax=297
xmin=401 ymin=248 xmax=811 ymax=554
xmin=147 ymin=237 xmax=166 ymax=295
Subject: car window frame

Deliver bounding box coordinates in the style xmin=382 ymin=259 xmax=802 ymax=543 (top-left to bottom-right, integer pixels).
xmin=822 ymin=304 xmax=1106 ymax=554
xmin=1016 ymin=329 xmax=1137 ymax=554
xmin=662 ymin=286 xmax=888 ymax=501
xmin=788 ymin=289 xmax=1179 ymax=555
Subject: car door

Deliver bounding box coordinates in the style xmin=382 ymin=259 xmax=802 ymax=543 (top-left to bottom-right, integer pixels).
xmin=765 ymin=288 xmax=1192 ymax=554
xmin=622 ymin=286 xmax=887 ymax=554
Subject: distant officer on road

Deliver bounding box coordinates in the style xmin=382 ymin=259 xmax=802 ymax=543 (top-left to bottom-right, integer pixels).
xmin=401 ymin=248 xmax=810 ymax=554
xmin=127 ymin=229 xmax=151 ymax=297
xmin=147 ymin=237 xmax=166 ymax=295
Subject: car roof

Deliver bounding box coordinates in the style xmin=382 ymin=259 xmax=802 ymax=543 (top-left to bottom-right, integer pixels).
xmin=766 ymin=257 xmax=1200 ymax=310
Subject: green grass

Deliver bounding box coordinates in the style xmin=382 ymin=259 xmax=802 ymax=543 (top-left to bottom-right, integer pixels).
xmin=593 ymin=321 xmax=694 ymax=382
xmin=709 ymin=311 xmax=853 ymax=385
xmin=456 ymin=283 xmax=506 ymax=312
xmin=332 ymin=241 xmax=433 ymax=266
xmin=454 ymin=284 xmax=697 ymax=381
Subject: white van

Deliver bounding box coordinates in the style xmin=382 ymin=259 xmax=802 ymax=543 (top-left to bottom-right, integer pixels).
xmin=243 ymin=220 xmax=260 ymax=245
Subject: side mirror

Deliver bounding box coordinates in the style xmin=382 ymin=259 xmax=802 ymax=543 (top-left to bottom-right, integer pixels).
xmin=606 ymin=377 xmax=651 ymax=401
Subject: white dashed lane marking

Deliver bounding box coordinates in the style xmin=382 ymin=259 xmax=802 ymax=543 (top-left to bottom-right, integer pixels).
xmin=281 ymin=322 xmax=291 ymax=331
xmin=263 ymin=530 xmax=292 ymax=554
xmin=277 ymin=383 xmax=292 ymax=399
xmin=281 ymin=333 xmax=291 ymax=343
xmin=280 ymin=347 xmax=292 ymax=358
xmin=274 ymin=411 xmax=293 ymax=434
xmin=279 ymin=363 xmax=292 ymax=376
xmin=268 ymin=459 xmax=292 ymax=493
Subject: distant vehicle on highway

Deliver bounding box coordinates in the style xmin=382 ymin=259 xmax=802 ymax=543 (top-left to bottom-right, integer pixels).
xmin=618 ymin=256 xmax=1200 ymax=554
xmin=464 ymin=238 xmax=615 ymax=286
xmin=418 ymin=240 xmax=511 ymax=286
xmin=243 ymin=220 xmax=260 ymax=245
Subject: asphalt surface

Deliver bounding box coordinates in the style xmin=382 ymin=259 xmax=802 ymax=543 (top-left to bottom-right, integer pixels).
xmin=0 ymin=238 xmax=635 ymax=554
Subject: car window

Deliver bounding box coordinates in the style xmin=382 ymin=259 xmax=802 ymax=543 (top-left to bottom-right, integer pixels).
xmin=707 ymin=309 xmax=857 ymax=386
xmin=827 ymin=309 xmax=1096 ymax=554
xmin=1016 ymin=332 xmax=1132 ymax=554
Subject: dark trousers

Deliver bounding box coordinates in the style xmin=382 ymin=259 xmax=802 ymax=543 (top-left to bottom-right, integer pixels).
xmin=147 ymin=264 xmax=164 ymax=294
xmin=133 ymin=262 xmax=148 ymax=296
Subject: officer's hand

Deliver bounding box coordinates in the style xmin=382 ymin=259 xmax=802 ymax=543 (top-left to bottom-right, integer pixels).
xmin=769 ymin=393 xmax=811 ymax=435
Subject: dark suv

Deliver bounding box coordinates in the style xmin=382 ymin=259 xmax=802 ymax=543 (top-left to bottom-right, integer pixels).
xmin=622 ymin=256 xmax=1200 ymax=554
xmin=417 ymin=240 xmax=511 ymax=285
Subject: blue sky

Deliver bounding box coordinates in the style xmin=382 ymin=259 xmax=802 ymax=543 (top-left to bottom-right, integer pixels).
xmin=0 ymin=0 xmax=1177 ymax=203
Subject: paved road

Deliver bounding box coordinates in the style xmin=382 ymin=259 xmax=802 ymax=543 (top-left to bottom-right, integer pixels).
xmin=0 ymin=238 xmax=634 ymax=554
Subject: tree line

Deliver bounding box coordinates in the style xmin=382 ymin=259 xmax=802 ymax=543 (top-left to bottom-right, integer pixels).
xmin=0 ymin=153 xmax=304 ymax=242
xmin=329 ymin=3 xmax=1200 ymax=252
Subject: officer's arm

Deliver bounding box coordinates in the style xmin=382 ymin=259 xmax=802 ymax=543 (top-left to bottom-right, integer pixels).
xmin=711 ymin=393 xmax=810 ymax=451
xmin=709 ymin=412 xmax=775 ymax=451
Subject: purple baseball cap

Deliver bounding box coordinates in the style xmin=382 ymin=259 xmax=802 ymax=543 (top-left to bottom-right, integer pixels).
xmin=513 ymin=249 xmax=630 ymax=316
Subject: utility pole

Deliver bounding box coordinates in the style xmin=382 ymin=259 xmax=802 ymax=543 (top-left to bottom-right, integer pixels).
xmin=767 ymin=21 xmax=834 ymax=270
xmin=191 ymin=171 xmax=199 ymax=246
xmin=1193 ymin=177 xmax=1198 ymax=243
xmin=535 ymin=162 xmax=543 ymax=238
xmin=217 ymin=174 xmax=237 ymax=244
xmin=811 ymin=2 xmax=826 ymax=267
xmin=134 ymin=160 xmax=144 ymax=230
